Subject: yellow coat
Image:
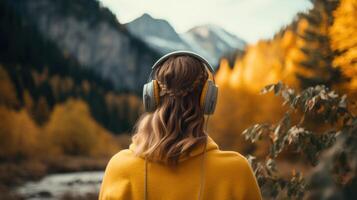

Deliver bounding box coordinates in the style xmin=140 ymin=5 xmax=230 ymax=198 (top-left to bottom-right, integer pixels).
xmin=99 ymin=136 xmax=262 ymax=200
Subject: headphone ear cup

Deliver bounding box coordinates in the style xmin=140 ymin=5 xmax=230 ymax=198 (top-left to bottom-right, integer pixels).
xmin=143 ymin=80 xmax=160 ymax=112
xmin=152 ymin=80 xmax=160 ymax=105
xmin=200 ymin=80 xmax=218 ymax=115
xmin=200 ymin=81 xmax=209 ymax=109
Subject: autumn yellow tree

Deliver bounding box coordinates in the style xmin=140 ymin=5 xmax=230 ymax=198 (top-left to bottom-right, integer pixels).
xmin=0 ymin=106 xmax=40 ymax=159
xmin=296 ymin=0 xmax=341 ymax=88
xmin=330 ymin=0 xmax=357 ymax=89
xmin=0 ymin=66 xmax=18 ymax=107
xmin=45 ymin=99 xmax=119 ymax=157
xmin=210 ymin=60 xmax=285 ymax=155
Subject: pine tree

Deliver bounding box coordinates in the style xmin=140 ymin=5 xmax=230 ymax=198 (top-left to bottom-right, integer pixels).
xmin=296 ymin=0 xmax=341 ymax=88
xmin=34 ymin=96 xmax=50 ymax=125
xmin=0 ymin=66 xmax=18 ymax=107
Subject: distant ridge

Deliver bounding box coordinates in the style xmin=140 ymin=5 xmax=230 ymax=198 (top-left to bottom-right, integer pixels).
xmin=126 ymin=13 xmax=247 ymax=68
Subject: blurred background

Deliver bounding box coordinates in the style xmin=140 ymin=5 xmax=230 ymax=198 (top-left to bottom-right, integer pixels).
xmin=0 ymin=0 xmax=356 ymax=199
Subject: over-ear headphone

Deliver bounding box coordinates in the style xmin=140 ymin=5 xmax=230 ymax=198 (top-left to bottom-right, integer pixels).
xmin=143 ymin=51 xmax=218 ymax=115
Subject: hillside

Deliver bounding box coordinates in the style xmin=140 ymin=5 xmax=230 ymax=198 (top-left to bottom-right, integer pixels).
xmin=0 ymin=0 xmax=132 ymax=193
xmin=9 ymin=0 xmax=160 ymax=92
xmin=0 ymin=0 xmax=143 ymax=134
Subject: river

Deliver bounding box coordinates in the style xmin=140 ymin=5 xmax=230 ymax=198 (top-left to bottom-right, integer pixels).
xmin=16 ymin=171 xmax=104 ymax=200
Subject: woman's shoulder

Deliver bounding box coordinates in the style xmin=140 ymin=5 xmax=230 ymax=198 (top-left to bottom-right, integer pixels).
xmin=110 ymin=148 xmax=137 ymax=161
xmin=104 ymin=149 xmax=142 ymax=177
xmin=210 ymin=148 xmax=248 ymax=162
xmin=208 ymin=149 xmax=253 ymax=173
xmin=107 ymin=148 xmax=142 ymax=165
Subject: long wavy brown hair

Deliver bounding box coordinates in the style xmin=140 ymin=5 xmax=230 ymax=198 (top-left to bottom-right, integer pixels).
xmin=132 ymin=55 xmax=209 ymax=165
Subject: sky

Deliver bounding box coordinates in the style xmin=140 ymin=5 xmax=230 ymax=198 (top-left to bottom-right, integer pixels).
xmin=99 ymin=0 xmax=312 ymax=44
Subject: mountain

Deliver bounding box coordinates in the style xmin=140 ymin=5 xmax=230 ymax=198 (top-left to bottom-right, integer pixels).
xmin=126 ymin=14 xmax=192 ymax=54
xmin=9 ymin=0 xmax=160 ymax=93
xmin=125 ymin=14 xmax=246 ymax=68
xmin=1 ymin=0 xmax=152 ymax=133
xmin=182 ymin=24 xmax=246 ymax=62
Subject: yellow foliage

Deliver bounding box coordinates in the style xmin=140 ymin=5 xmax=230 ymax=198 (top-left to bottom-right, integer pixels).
xmin=23 ymin=90 xmax=34 ymax=113
xmin=49 ymin=75 xmax=62 ymax=99
xmin=216 ymin=29 xmax=300 ymax=93
xmin=330 ymin=0 xmax=357 ymax=89
xmin=45 ymin=99 xmax=120 ymax=157
xmin=211 ymin=0 xmax=356 ymax=153
xmin=215 ymin=59 xmax=232 ymax=86
xmin=0 ymin=66 xmax=18 ymax=107
xmin=209 ymin=86 xmax=284 ymax=156
xmin=0 ymin=106 xmax=39 ymax=159
xmin=34 ymin=96 xmax=50 ymax=124
xmin=211 ymin=25 xmax=304 ymax=153
xmin=0 ymin=97 xmax=121 ymax=161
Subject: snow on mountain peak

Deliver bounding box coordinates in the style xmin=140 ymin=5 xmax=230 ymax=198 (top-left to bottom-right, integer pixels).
xmin=125 ymin=14 xmax=247 ymax=68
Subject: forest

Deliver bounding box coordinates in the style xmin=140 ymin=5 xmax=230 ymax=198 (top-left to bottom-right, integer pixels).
xmin=210 ymin=0 xmax=356 ymax=199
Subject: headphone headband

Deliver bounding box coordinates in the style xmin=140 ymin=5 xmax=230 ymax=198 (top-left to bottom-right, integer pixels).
xmin=149 ymin=51 xmax=215 ymax=80
xmin=143 ymin=51 xmax=218 ymax=115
